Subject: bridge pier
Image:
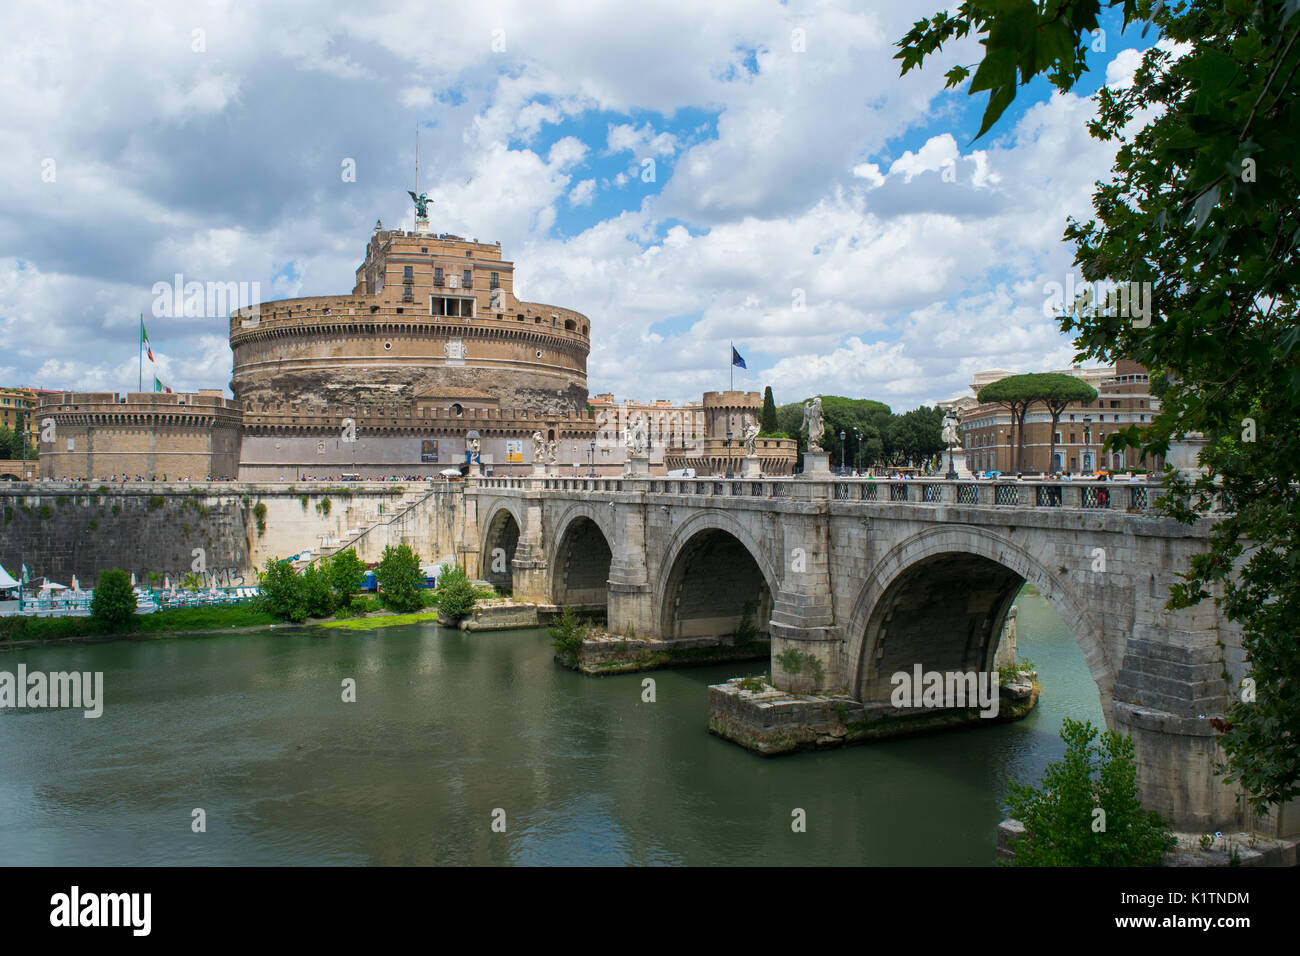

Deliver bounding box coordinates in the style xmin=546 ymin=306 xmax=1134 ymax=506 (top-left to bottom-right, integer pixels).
xmin=1110 ymin=592 xmax=1262 ymax=833
xmin=607 ymin=502 xmax=654 ymax=635
xmin=769 ymin=511 xmax=841 ymax=694
xmin=510 ymin=497 xmax=550 ymax=601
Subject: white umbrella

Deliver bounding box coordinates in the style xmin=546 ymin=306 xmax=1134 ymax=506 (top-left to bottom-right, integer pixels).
xmin=130 ymin=572 xmax=136 ymax=587
xmin=72 ymin=574 xmax=80 ymax=591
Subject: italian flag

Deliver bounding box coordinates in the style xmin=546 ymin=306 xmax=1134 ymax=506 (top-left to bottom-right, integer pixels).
xmin=141 ymin=317 xmax=154 ymax=362
xmin=153 ymin=377 xmax=171 ymax=394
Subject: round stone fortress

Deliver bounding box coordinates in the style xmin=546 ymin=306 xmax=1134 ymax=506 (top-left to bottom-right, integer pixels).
xmin=230 ymin=226 xmax=590 ymax=416
xmin=35 ymin=217 xmax=796 ymax=480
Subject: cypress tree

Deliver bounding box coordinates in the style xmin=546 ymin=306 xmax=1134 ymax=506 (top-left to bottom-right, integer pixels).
xmin=760 ymin=386 xmax=778 ymax=434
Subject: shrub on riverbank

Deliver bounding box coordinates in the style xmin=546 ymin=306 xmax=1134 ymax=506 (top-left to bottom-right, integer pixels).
xmin=1002 ymin=718 xmax=1176 ymax=866
xmin=90 ymin=569 xmax=136 ymax=632
xmin=549 ymin=607 xmax=587 ymax=664
xmin=375 ymin=544 xmax=424 ymax=613
xmin=326 ymin=549 xmax=366 ymax=610
xmin=256 ymin=549 xmax=367 ymax=623
xmin=258 ymin=558 xmax=309 ymax=623
xmin=432 ymin=564 xmax=478 ymax=621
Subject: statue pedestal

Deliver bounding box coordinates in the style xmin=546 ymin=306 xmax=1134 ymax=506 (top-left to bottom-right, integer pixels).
xmin=626 ymin=455 xmax=650 ymax=477
xmin=414 ymin=216 xmax=430 ymax=233
xmin=1166 ymin=432 xmax=1209 ymax=478
xmin=951 ymin=447 xmax=972 ymax=478
xmin=742 ymin=456 xmax=761 ymax=478
xmin=801 ymin=451 xmax=832 ymax=478
xmin=531 ymin=464 xmax=547 ymax=478
xmin=466 ymin=461 xmax=482 ymax=478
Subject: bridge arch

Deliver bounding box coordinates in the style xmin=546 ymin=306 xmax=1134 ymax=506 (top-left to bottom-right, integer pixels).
xmin=549 ymin=504 xmax=615 ymax=611
xmin=843 ymin=525 xmax=1115 ymax=717
xmin=479 ymin=500 xmax=522 ymax=592
xmin=655 ymin=510 xmax=779 ymax=642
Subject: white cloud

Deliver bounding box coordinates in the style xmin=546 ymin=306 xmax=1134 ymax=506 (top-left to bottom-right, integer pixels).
xmin=569 ymin=178 xmax=596 ymax=206
xmin=0 ymin=0 xmax=1148 ymax=410
xmin=399 ymin=86 xmax=434 ymax=108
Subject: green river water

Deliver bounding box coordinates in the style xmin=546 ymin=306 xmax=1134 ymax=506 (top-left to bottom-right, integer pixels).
xmin=0 ymin=591 xmax=1103 ymax=866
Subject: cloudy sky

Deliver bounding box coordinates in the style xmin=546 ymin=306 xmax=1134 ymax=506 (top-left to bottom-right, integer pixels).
xmin=0 ymin=0 xmax=1154 ymax=410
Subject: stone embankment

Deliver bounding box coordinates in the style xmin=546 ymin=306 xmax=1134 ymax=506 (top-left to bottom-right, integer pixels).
xmin=557 ymin=630 xmax=770 ymax=675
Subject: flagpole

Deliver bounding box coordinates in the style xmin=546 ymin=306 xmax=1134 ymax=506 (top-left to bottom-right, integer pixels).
xmin=139 ymin=314 xmax=143 ymax=393
xmin=730 ymin=341 xmax=734 ymax=392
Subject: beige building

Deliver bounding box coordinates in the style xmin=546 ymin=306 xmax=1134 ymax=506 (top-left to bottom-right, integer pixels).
xmin=959 ymin=360 xmax=1161 ymax=474
xmin=0 ymin=386 xmax=51 ymax=450
xmin=37 ymin=390 xmax=242 ymax=480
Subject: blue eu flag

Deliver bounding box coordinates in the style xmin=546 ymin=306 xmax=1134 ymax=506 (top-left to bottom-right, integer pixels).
xmin=731 ymin=346 xmax=747 ymax=369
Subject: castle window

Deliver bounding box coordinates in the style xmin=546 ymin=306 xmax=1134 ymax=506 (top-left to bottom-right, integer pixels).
xmin=403 ymin=266 xmax=413 ymax=279
xmin=490 ymin=272 xmax=500 ymax=288
xmin=463 ymin=269 xmax=472 ymax=288
xmin=430 ymin=296 xmax=476 ymax=318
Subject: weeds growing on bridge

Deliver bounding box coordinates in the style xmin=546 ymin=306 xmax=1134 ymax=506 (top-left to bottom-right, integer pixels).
xmin=549 ymin=607 xmax=587 ymax=665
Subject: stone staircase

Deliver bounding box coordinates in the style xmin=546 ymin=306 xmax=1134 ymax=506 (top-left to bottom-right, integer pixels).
xmin=311 ymin=486 xmax=439 ymax=563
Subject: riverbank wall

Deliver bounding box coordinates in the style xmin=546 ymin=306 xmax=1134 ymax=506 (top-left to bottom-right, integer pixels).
xmin=0 ymin=481 xmax=468 ymax=587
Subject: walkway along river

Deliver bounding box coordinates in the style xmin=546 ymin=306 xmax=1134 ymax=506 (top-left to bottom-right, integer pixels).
xmin=0 ymin=590 xmax=1101 ymax=865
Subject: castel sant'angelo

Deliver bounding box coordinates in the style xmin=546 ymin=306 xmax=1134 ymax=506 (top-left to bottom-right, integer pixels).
xmin=36 ymin=206 xmax=797 ymax=480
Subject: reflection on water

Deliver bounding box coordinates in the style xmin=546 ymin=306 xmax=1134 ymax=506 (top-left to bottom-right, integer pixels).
xmin=0 ymin=589 xmax=1102 ymax=866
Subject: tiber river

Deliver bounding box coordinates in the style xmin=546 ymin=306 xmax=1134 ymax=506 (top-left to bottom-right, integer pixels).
xmin=0 ymin=590 xmax=1103 ymax=866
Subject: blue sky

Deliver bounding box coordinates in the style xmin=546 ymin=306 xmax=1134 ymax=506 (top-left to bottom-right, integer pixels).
xmin=0 ymin=0 xmax=1160 ymax=410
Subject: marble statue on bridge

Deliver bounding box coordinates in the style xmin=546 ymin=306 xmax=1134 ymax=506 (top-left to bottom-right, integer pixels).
xmin=801 ymin=397 xmax=825 ymax=453
xmin=942 ymin=411 xmax=962 ymax=449
xmin=625 ymin=414 xmax=648 ymax=458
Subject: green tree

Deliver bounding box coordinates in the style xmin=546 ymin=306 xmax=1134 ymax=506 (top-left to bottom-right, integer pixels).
xmin=90 ymin=568 xmax=137 ymax=632
xmin=1004 ymin=719 xmax=1176 ymax=866
xmin=301 ymin=563 xmax=335 ymax=618
xmin=258 ymin=558 xmax=308 ymax=623
xmin=0 ymin=425 xmax=20 ymax=460
xmin=899 ymin=0 xmax=1300 ymax=810
xmin=978 ymin=373 xmax=1099 ymax=474
xmin=1035 ymin=373 xmax=1099 ymax=474
xmin=326 ymin=549 xmax=366 ymax=610
xmin=434 ymin=564 xmax=479 ymax=621
xmin=376 ymin=543 xmax=424 ymax=613
xmin=779 ymin=396 xmax=893 ymax=465
xmin=977 ymin=375 xmax=1038 ymax=473
xmin=760 ymin=386 xmax=780 ymax=434
xmin=892 ymin=406 xmax=946 ymax=468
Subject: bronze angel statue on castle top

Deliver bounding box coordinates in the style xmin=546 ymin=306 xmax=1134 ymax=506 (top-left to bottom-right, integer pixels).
xmin=408 ymin=191 xmax=433 ymax=218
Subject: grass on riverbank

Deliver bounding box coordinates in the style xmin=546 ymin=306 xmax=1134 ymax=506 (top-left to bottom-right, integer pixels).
xmin=319 ymin=611 xmax=443 ymax=631
xmin=0 ymin=604 xmax=277 ymax=643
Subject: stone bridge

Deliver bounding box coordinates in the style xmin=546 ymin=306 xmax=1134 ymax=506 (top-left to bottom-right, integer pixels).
xmin=458 ymin=473 xmax=1269 ymax=834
